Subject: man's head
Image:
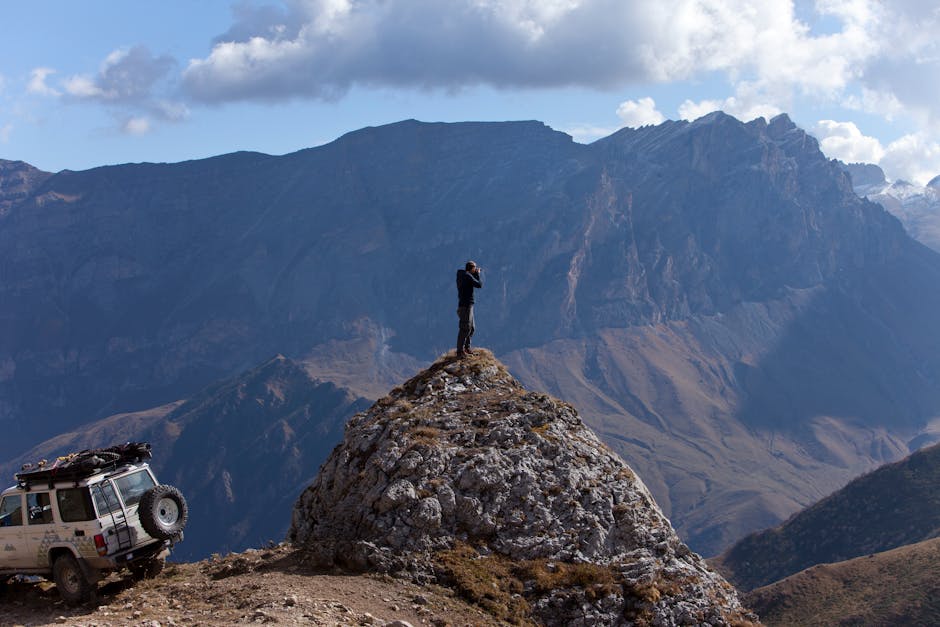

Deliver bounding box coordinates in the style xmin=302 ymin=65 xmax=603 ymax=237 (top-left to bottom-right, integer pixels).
xmin=465 ymin=260 xmax=477 ymax=272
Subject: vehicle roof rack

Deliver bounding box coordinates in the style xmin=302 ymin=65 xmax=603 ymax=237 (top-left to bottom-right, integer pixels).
xmin=14 ymin=442 xmax=152 ymax=489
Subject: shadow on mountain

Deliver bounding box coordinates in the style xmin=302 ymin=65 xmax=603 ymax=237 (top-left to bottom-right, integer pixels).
xmin=735 ymin=243 xmax=940 ymax=463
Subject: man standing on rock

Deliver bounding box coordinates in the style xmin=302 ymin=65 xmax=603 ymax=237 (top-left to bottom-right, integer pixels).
xmin=456 ymin=260 xmax=482 ymax=357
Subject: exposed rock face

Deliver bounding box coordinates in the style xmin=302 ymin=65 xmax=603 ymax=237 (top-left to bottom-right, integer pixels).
xmin=0 ymin=159 xmax=51 ymax=215
xmin=290 ymin=351 xmax=755 ymax=625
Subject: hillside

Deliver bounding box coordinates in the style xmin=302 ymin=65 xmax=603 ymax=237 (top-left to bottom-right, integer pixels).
xmin=745 ymin=537 xmax=940 ymax=627
xmin=0 ymin=544 xmax=501 ymax=626
xmin=0 ymin=355 xmax=370 ymax=560
xmin=4 ymin=113 xmax=940 ymax=555
xmin=713 ymin=442 xmax=940 ymax=591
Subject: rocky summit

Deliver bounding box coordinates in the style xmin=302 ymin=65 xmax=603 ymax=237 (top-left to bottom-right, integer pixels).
xmin=290 ymin=350 xmax=756 ymax=626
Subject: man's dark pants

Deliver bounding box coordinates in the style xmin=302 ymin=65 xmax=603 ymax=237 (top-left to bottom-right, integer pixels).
xmin=457 ymin=306 xmax=475 ymax=353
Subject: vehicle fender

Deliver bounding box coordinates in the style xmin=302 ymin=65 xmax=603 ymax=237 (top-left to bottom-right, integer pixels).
xmin=48 ymin=546 xmax=103 ymax=584
xmin=43 ymin=536 xmax=99 ymax=564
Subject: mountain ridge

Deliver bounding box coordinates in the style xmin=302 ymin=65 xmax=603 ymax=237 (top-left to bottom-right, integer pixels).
xmin=745 ymin=536 xmax=940 ymax=626
xmin=712 ymin=441 xmax=940 ymax=591
xmin=3 ymin=113 xmax=940 ymax=556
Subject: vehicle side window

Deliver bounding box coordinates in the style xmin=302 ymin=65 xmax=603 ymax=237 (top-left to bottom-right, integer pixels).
xmin=91 ymin=482 xmax=122 ymax=516
xmin=0 ymin=494 xmax=23 ymax=527
xmin=26 ymin=492 xmax=53 ymax=525
xmin=57 ymin=488 xmax=96 ymax=522
xmin=114 ymin=470 xmax=156 ymax=507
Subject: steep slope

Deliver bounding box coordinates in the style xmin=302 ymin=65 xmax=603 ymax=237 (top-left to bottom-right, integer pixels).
xmin=290 ymin=350 xmax=756 ymax=626
xmin=1 ymin=355 xmax=370 ymax=560
xmin=713 ymin=442 xmax=940 ymax=591
xmin=4 ymin=114 xmax=940 ymax=557
xmin=745 ymin=537 xmax=940 ymax=627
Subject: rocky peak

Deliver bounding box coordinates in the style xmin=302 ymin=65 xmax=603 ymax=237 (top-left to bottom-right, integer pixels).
xmin=838 ymin=161 xmax=888 ymax=189
xmin=0 ymin=158 xmax=51 ymax=215
xmin=290 ymin=350 xmax=756 ymax=625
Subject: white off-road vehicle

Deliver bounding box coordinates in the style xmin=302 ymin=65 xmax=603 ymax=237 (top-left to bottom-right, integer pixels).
xmin=0 ymin=442 xmax=187 ymax=604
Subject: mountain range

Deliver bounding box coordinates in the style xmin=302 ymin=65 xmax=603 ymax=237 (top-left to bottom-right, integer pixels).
xmin=3 ymin=112 xmax=940 ymax=556
xmin=714 ymin=442 xmax=940 ymax=625
xmin=839 ymin=161 xmax=940 ymax=253
xmin=713 ymin=441 xmax=940 ymax=591
xmin=746 ymin=536 xmax=940 ymax=626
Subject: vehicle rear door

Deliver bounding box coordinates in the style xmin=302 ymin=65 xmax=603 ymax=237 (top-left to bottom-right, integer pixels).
xmin=0 ymin=493 xmax=28 ymax=569
xmin=23 ymin=491 xmax=56 ymax=568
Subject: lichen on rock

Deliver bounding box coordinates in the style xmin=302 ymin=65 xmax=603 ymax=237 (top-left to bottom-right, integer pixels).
xmin=290 ymin=349 xmax=758 ymax=625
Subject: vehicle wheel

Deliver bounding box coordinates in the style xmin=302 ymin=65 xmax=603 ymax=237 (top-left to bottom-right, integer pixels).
xmin=129 ymin=556 xmax=165 ymax=580
xmin=138 ymin=485 xmax=188 ymax=540
xmin=53 ymin=553 xmax=94 ymax=605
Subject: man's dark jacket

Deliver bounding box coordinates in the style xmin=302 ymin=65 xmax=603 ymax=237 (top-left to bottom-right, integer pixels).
xmin=456 ymin=269 xmax=483 ymax=306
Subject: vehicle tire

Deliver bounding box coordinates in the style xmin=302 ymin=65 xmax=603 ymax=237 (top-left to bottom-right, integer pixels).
xmin=138 ymin=485 xmax=188 ymax=540
xmin=53 ymin=553 xmax=94 ymax=605
xmin=129 ymin=556 xmax=165 ymax=580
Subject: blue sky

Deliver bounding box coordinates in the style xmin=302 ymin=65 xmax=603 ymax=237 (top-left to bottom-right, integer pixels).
xmin=2 ymin=1 xmax=939 ymax=183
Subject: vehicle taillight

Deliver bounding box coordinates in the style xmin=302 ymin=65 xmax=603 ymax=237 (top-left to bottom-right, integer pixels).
xmin=94 ymin=533 xmax=108 ymax=556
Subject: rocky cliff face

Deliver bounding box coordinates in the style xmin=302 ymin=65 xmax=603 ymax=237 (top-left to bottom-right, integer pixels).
xmin=290 ymin=350 xmax=755 ymax=626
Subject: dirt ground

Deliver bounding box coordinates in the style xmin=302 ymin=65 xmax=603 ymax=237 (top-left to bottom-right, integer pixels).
xmin=0 ymin=545 xmax=505 ymax=627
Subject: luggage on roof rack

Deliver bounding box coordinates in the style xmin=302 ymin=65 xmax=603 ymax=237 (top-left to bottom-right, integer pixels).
xmin=15 ymin=442 xmax=153 ymax=487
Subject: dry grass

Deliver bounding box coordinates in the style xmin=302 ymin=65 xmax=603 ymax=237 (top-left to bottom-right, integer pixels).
xmin=434 ymin=543 xmax=534 ymax=625
xmin=434 ymin=542 xmax=626 ymax=624
xmin=746 ymin=536 xmax=940 ymax=626
xmin=409 ymin=426 xmax=442 ymax=445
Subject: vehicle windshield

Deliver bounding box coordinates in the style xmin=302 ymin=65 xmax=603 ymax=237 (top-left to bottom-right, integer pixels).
xmin=113 ymin=470 xmax=155 ymax=507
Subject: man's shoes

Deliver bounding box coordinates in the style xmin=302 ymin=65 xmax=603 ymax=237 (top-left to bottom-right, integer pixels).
xmin=456 ymin=350 xmax=466 ymax=359
xmin=464 ymin=348 xmax=474 ymax=355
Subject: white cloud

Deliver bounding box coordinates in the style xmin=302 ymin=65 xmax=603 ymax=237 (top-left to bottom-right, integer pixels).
xmin=27 ymin=68 xmax=61 ymax=97
xmin=813 ymin=119 xmax=885 ymax=164
xmin=562 ymin=123 xmax=619 ymax=143
xmin=122 ymin=116 xmax=151 ymax=135
xmin=0 ymin=122 xmax=12 ymax=143
xmin=842 ymin=87 xmax=905 ymax=122
xmin=58 ymin=46 xmax=188 ymax=132
xmin=813 ymin=120 xmax=940 ymax=185
xmin=63 ymin=75 xmax=105 ymax=99
xmin=678 ymin=94 xmax=781 ymax=123
xmin=175 ymin=0 xmax=940 ymax=146
xmin=183 ymin=0 xmax=934 ymax=113
xmin=881 ymin=133 xmax=940 ymax=186
xmin=182 ymin=0 xmax=879 ymax=104
xmin=65 ymin=46 xmax=176 ymax=104
xmin=616 ymin=97 xmax=664 ymax=127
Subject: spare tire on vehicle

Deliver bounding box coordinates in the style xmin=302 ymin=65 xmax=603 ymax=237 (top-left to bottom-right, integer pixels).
xmin=138 ymin=485 xmax=188 ymax=540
